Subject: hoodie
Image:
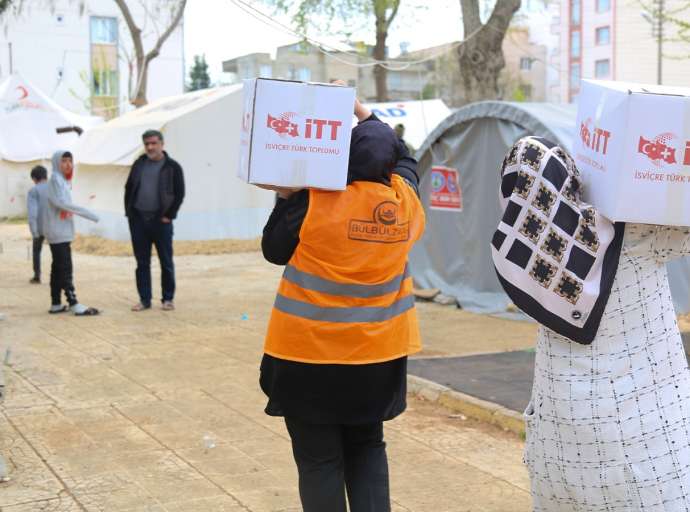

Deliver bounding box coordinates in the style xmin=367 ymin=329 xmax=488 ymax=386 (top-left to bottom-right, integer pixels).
xmin=42 ymin=150 xmax=99 ymax=245
xmin=27 ymin=181 xmax=49 ymax=238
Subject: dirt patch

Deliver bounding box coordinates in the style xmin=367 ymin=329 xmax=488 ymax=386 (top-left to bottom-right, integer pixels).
xmin=72 ymin=234 xmax=261 ymax=257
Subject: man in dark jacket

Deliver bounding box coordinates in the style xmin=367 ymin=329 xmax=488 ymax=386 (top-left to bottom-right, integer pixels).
xmin=124 ymin=129 xmax=185 ymax=312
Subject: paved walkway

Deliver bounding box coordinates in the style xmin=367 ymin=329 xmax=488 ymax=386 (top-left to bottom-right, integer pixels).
xmin=0 ymin=224 xmax=533 ymax=511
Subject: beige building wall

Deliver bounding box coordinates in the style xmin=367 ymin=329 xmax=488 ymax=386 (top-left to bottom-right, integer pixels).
xmin=501 ymin=27 xmax=548 ymax=101
xmin=615 ymin=0 xmax=690 ymax=86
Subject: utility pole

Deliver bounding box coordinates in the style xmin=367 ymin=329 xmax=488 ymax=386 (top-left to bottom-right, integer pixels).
xmin=657 ymin=0 xmax=663 ymax=85
xmin=642 ymin=0 xmax=665 ymax=85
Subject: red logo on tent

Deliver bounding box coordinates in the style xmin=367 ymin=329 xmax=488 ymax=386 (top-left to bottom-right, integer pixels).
xmin=267 ymin=113 xmax=299 ymax=138
xmin=16 ymin=86 xmax=28 ymax=100
xmin=638 ymin=133 xmax=679 ymax=166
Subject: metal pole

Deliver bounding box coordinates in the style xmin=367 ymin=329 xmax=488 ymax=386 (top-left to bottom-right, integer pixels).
xmin=8 ymin=42 xmax=12 ymax=74
xmin=658 ymin=0 xmax=664 ymax=85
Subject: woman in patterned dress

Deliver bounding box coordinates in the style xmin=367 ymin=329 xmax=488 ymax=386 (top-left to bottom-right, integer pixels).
xmin=493 ymin=137 xmax=690 ymax=511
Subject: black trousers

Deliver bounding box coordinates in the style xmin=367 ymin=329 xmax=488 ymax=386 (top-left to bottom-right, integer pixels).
xmin=128 ymin=212 xmax=175 ymax=306
xmin=32 ymin=236 xmax=44 ymax=279
xmin=49 ymin=242 xmax=77 ymax=306
xmin=285 ymin=418 xmax=391 ymax=512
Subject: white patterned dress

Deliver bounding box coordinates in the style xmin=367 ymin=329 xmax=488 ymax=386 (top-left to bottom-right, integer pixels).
xmin=525 ymin=224 xmax=690 ymax=511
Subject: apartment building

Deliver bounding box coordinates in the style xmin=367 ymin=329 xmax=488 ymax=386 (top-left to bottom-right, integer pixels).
xmin=222 ymin=41 xmax=358 ymax=87
xmin=0 ymin=0 xmax=185 ymax=118
xmin=560 ymin=0 xmax=690 ymax=102
xmin=223 ymin=31 xmax=548 ymax=107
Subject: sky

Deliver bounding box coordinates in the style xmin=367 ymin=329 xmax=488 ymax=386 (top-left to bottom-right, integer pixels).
xmin=184 ymin=0 xmax=463 ymax=82
xmin=183 ymin=0 xmax=555 ymax=83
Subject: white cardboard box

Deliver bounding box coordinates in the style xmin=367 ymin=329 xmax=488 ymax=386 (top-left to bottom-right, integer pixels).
xmin=238 ymin=78 xmax=355 ymax=190
xmin=574 ymin=79 xmax=690 ymax=225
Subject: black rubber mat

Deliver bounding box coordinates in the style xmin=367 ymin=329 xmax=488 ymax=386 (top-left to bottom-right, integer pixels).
xmin=409 ymin=350 xmax=535 ymax=413
xmin=410 ymin=337 xmax=690 ymax=414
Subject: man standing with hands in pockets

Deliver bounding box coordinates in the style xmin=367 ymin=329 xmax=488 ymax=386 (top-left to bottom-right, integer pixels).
xmin=124 ymin=130 xmax=185 ymax=312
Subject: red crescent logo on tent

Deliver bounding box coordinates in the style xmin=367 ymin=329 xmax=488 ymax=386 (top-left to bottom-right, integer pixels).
xmin=16 ymin=86 xmax=28 ymax=100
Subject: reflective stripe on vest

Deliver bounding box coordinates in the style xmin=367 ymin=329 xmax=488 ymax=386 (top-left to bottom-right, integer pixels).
xmin=274 ymin=293 xmax=416 ymax=323
xmin=282 ymin=264 xmax=410 ymax=299
xmin=264 ymin=175 xmax=425 ymax=364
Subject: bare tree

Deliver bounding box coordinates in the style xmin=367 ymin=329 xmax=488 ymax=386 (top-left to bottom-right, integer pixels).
xmin=1 ymin=0 xmax=186 ymax=108
xmin=458 ymin=0 xmax=521 ymax=103
xmin=114 ymin=0 xmax=187 ymax=107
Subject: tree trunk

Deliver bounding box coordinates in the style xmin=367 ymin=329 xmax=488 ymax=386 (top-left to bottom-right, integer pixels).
xmin=132 ymin=57 xmax=149 ymax=107
xmin=458 ymin=0 xmax=521 ymax=104
xmin=114 ymin=0 xmax=187 ymax=108
xmin=373 ymin=22 xmax=388 ymax=102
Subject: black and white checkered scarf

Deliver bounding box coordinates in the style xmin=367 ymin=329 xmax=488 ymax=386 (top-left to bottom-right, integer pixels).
xmin=491 ymin=137 xmax=625 ymax=344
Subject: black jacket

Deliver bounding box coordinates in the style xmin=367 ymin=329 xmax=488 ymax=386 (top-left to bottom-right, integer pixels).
xmin=124 ymin=152 xmax=185 ymax=219
xmin=259 ymin=115 xmax=421 ymax=425
xmin=262 ymin=115 xmax=419 ymax=265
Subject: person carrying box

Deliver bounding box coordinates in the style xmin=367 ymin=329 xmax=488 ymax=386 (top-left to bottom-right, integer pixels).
xmin=493 ymin=136 xmax=690 ymax=510
xmin=258 ymin=93 xmax=425 ymax=512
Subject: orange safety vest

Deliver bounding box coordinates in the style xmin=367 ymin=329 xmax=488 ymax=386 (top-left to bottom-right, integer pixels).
xmin=264 ymin=174 xmax=426 ymax=365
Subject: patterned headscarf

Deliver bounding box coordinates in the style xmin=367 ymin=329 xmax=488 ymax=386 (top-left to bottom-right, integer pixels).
xmin=491 ymin=137 xmax=625 ymax=344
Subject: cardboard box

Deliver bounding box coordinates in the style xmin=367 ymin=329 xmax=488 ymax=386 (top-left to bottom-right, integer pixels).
xmin=574 ymin=79 xmax=690 ymax=225
xmin=238 ymin=78 xmax=355 ymax=190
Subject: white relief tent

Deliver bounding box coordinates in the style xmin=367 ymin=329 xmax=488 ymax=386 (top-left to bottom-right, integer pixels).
xmin=72 ymin=85 xmax=275 ymax=241
xmin=362 ymin=99 xmax=451 ymax=150
xmin=0 ymin=73 xmax=102 ymax=217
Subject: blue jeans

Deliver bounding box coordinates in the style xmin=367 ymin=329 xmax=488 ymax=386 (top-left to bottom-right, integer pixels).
xmin=128 ymin=212 xmax=175 ymax=306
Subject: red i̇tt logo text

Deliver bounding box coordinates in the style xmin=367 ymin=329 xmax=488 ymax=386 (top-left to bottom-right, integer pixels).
xmin=580 ymin=118 xmax=611 ymax=155
xmin=267 ymin=112 xmax=342 ymax=140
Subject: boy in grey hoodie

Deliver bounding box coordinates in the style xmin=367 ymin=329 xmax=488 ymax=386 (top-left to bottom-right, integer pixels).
xmin=27 ymin=165 xmax=49 ymax=283
xmin=43 ymin=150 xmax=100 ymax=315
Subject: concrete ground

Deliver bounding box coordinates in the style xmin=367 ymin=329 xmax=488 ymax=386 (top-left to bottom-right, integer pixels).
xmin=0 ymin=223 xmax=535 ymax=511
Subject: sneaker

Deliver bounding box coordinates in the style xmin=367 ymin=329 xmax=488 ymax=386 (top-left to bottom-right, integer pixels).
xmin=49 ymin=304 xmax=67 ymax=314
xmin=29 ymin=277 xmax=40 ymax=284
xmin=131 ymin=302 xmax=151 ymax=312
xmin=161 ymin=301 xmax=175 ymax=311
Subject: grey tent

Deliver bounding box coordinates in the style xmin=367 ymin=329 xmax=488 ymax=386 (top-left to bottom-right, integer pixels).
xmin=409 ymin=101 xmax=690 ymax=315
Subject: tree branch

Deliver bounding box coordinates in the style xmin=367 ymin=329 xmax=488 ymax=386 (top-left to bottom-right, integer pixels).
xmin=146 ymin=0 xmax=187 ymax=61
xmin=460 ymin=0 xmax=482 ymax=34
xmin=483 ymin=0 xmax=521 ymax=41
xmin=114 ymin=0 xmax=145 ymax=64
xmin=385 ymin=0 xmax=401 ymax=29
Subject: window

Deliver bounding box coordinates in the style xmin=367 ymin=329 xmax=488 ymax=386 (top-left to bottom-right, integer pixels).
xmin=259 ymin=65 xmax=272 ymax=78
xmin=520 ymin=57 xmax=533 ymax=71
xmin=93 ymin=69 xmax=118 ymax=97
xmin=387 ymin=72 xmax=402 ymax=90
xmin=596 ymin=26 xmax=611 ymax=45
xmin=571 ymin=0 xmax=581 ymax=25
xmin=90 ymin=17 xmax=117 ymax=45
xmin=595 ymin=59 xmax=611 ymax=78
xmin=571 ymin=30 xmax=581 ymax=58
xmin=570 ymin=63 xmax=581 ymax=90
xmin=297 ymin=67 xmax=311 ymax=82
xmin=597 ymin=0 xmax=611 ymax=12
